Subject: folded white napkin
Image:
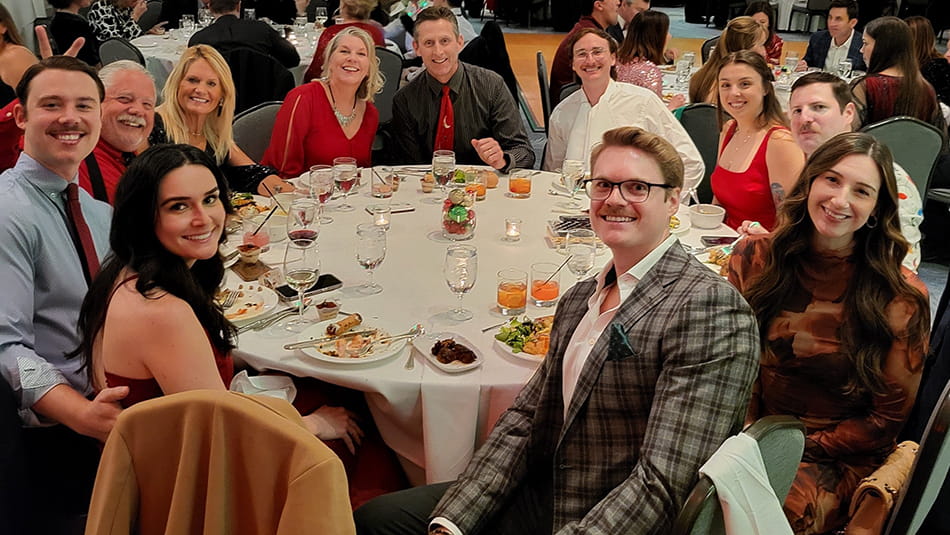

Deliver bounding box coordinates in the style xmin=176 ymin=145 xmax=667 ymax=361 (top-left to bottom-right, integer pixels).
xmin=229 ymin=370 xmax=297 ymax=403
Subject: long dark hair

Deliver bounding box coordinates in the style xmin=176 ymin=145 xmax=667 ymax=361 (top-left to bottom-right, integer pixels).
xmin=745 ymin=1 xmax=776 ymax=43
xmin=862 ymin=16 xmax=933 ymax=120
xmin=0 ymin=4 xmax=24 ymax=46
xmin=743 ymin=133 xmax=929 ymax=395
xmin=72 ymin=144 xmax=236 ymax=387
xmin=716 ymin=50 xmax=787 ymax=130
xmin=906 ymin=16 xmax=943 ymax=67
xmin=617 ymin=10 xmax=668 ymax=66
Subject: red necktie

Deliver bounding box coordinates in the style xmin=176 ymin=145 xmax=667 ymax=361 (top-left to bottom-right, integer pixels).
xmin=434 ymin=85 xmax=454 ymax=151
xmin=64 ymin=183 xmax=100 ymax=285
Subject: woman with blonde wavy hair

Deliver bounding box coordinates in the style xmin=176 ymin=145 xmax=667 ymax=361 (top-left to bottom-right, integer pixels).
xmin=150 ymin=44 xmax=291 ymax=194
xmin=263 ymin=27 xmax=383 ymax=176
xmin=728 ymin=132 xmax=930 ymax=534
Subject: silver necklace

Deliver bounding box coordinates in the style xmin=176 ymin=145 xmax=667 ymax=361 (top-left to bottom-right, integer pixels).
xmin=327 ymin=82 xmax=357 ymax=127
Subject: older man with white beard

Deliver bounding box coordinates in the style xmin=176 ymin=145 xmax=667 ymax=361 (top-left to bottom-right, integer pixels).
xmin=78 ymin=60 xmax=156 ymax=204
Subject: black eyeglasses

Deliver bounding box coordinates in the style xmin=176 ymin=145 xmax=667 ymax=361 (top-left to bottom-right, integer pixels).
xmin=581 ymin=178 xmax=674 ymax=203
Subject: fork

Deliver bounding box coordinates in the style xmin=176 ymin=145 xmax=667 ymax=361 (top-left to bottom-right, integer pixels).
xmin=219 ymin=290 xmax=238 ymax=309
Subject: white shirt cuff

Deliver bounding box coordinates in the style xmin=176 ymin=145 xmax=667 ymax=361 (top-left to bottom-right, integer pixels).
xmin=429 ymin=517 xmax=463 ymax=535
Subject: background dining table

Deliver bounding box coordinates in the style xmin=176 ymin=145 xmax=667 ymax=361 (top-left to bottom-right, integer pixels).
xmin=230 ymin=166 xmax=736 ymax=485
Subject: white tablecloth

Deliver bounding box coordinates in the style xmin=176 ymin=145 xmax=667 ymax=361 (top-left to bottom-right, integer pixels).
xmin=233 ymin=167 xmax=736 ymax=484
xmin=131 ymin=32 xmax=315 ymax=95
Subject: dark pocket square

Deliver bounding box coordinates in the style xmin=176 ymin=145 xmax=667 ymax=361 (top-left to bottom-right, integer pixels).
xmin=606 ymin=322 xmax=637 ymax=361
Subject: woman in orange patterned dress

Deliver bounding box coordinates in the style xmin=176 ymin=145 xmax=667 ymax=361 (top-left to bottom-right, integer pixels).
xmin=727 ymin=132 xmax=930 ymax=534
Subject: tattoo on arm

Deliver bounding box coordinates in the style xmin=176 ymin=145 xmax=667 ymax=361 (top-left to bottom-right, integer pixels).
xmin=771 ymin=182 xmax=785 ymax=205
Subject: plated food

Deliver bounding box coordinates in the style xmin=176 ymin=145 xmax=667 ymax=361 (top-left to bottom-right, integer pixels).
xmin=231 ymin=193 xmax=269 ymax=219
xmin=297 ymin=319 xmax=408 ymax=364
xmin=494 ymin=316 xmax=554 ymax=358
xmin=217 ymin=283 xmax=279 ymax=324
xmin=694 ymin=250 xmax=730 ymax=276
xmin=669 ymin=214 xmax=690 ymax=234
xmin=413 ymin=334 xmax=482 ymax=373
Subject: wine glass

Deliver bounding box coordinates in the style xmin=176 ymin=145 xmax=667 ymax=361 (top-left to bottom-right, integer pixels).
xmin=559 ymin=159 xmax=585 ymax=209
xmin=286 ymin=198 xmax=320 ymax=244
xmin=566 ymin=229 xmax=596 ymax=280
xmin=281 ymin=239 xmax=320 ymax=332
xmin=333 ymin=156 xmax=357 ymax=212
xmin=355 ymin=223 xmax=386 ymax=295
xmin=443 ymin=244 xmax=477 ymax=321
xmin=309 ymin=164 xmax=334 ymax=224
xmin=314 ymin=7 xmax=328 ymax=27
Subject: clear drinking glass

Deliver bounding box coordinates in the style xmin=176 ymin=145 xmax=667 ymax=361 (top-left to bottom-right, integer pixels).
xmin=286 ymin=198 xmax=319 ymax=244
xmin=314 ymin=7 xmax=328 ymax=27
xmin=197 ymin=8 xmax=212 ymax=26
xmin=333 ymin=156 xmax=358 ymax=212
xmin=432 ymin=150 xmax=456 ymax=195
xmin=294 ymin=16 xmax=309 ymax=38
xmin=281 ymin=239 xmax=319 ymax=332
xmin=837 ymin=59 xmax=853 ymax=79
xmin=496 ymin=268 xmax=527 ymax=316
xmin=559 ymin=159 xmax=585 ymax=209
xmin=355 ymin=223 xmax=386 ymax=295
xmin=309 ymin=164 xmax=334 ymax=224
xmin=675 ymin=59 xmax=691 ymax=91
xmin=507 ymin=168 xmax=532 ymax=198
xmin=443 ymin=244 xmax=477 ymax=321
xmin=530 ymin=262 xmax=560 ymax=307
xmin=244 ymin=8 xmax=255 ymax=19
xmin=566 ymin=229 xmax=596 ymax=280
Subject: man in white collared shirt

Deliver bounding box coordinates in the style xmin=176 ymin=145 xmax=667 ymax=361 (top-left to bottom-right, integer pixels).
xmin=354 ymin=126 xmax=759 ymax=535
xmin=798 ymin=0 xmax=867 ymax=72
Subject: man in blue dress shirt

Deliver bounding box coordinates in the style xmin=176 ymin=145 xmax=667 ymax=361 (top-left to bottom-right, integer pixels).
xmin=0 ymin=56 xmax=127 ymax=532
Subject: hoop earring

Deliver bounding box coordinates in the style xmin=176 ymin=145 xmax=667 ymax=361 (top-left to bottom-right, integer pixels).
xmin=866 ymin=215 xmax=878 ymax=229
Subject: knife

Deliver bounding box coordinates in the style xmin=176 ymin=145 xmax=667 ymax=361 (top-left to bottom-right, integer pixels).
xmin=283 ymin=329 xmax=378 ymax=350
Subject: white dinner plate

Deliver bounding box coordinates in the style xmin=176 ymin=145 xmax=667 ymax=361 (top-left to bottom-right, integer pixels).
xmin=413 ymin=333 xmax=482 ymax=373
xmin=670 ymin=213 xmax=691 ymax=234
xmin=220 ymin=282 xmax=279 ymax=324
xmin=492 ymin=338 xmax=544 ymax=364
xmin=694 ymin=252 xmax=727 ymax=275
xmin=297 ymin=320 xmax=407 ymax=364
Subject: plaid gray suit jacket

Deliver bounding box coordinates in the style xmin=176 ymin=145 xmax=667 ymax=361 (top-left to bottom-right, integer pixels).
xmin=432 ymin=242 xmax=759 ymax=534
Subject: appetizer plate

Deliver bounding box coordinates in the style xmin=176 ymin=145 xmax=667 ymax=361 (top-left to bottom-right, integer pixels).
xmin=670 ymin=214 xmax=691 ymax=234
xmin=413 ymin=333 xmax=482 ymax=373
xmin=694 ymin=252 xmax=726 ymax=275
xmin=493 ymin=338 xmax=545 ymax=364
xmin=220 ymin=282 xmax=279 ymax=324
xmin=297 ymin=320 xmax=407 ymax=364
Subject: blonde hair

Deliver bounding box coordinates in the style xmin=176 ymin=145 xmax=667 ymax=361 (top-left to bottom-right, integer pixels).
xmin=340 ymin=0 xmax=377 ymax=20
xmin=157 ymin=45 xmax=236 ymax=165
xmin=320 ymin=27 xmax=384 ymax=102
xmin=689 ymin=16 xmax=767 ymax=103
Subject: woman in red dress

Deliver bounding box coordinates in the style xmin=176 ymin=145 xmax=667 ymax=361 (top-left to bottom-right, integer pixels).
xmin=263 ymin=27 xmax=383 ymax=177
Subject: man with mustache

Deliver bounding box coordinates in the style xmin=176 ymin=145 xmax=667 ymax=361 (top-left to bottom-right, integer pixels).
xmin=0 ymin=56 xmax=127 ymax=532
xmin=743 ymin=71 xmax=922 ymax=271
xmin=78 ymin=60 xmax=156 ymax=204
xmin=355 ymin=127 xmax=759 ymax=535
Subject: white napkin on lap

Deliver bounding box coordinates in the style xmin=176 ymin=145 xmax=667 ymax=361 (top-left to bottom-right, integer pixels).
xmin=229 ymin=370 xmax=297 ymax=402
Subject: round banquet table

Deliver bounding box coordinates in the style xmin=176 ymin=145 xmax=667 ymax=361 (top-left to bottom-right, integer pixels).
xmin=131 ymin=31 xmax=315 ymax=92
xmin=231 ymin=166 xmax=736 ymax=485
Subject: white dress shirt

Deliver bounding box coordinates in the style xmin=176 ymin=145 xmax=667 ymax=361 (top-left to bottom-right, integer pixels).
xmin=825 ymin=29 xmax=855 ymax=73
xmin=543 ymin=80 xmax=705 ymax=197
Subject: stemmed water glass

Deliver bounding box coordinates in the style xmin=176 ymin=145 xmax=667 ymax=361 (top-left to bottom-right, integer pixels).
xmin=286 ymin=198 xmax=320 ymax=244
xmin=333 ymin=156 xmax=357 ymax=212
xmin=355 ymin=223 xmax=386 ymax=295
xmin=443 ymin=244 xmax=477 ymax=321
xmin=281 ymin=239 xmax=320 ymax=332
xmin=314 ymin=7 xmax=328 ymax=27
xmin=432 ymin=149 xmax=455 ymax=196
xmin=566 ymin=229 xmax=596 ymax=280
xmin=559 ymin=159 xmax=586 ymax=209
xmin=309 ymin=164 xmax=334 ymax=224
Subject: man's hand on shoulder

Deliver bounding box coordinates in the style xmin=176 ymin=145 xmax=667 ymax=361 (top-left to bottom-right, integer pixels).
xmin=33 ymin=384 xmax=129 ymax=442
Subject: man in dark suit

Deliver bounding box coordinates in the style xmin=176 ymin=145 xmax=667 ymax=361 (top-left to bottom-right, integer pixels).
xmin=188 ymin=0 xmax=300 ymax=68
xmin=353 ymin=126 xmax=760 ymax=535
xmin=798 ymin=0 xmax=867 ymax=72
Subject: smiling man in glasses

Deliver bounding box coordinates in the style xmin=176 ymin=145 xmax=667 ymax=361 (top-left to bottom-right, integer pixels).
xmin=355 ymin=126 xmax=759 ymax=535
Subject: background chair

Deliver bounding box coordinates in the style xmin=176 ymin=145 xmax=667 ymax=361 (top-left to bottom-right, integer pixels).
xmin=678 ymin=103 xmax=719 ymax=204
xmin=885 ymin=379 xmax=950 ymax=534
xmin=221 ymin=47 xmax=295 ymax=115
xmin=670 ymin=415 xmax=805 ymax=535
xmin=701 ymin=36 xmax=720 ymax=64
xmin=137 ymin=0 xmax=164 ymax=33
xmin=558 ymin=82 xmax=580 ymax=103
xmin=458 ymin=21 xmax=519 ymax=103
xmin=859 ymin=115 xmax=945 ymax=204
xmin=84 ymin=390 xmax=354 ymax=535
xmin=32 ymin=17 xmax=55 ymax=55
xmin=233 ymin=101 xmax=282 ymax=163
xmin=372 ymin=46 xmax=403 ymax=156
xmin=537 ymin=51 xmax=552 ymax=135
xmin=789 ymin=0 xmax=831 ymax=32
xmin=99 ymin=37 xmax=145 ymax=66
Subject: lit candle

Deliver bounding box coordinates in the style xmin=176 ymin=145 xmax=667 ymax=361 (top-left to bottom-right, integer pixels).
xmin=505 ymin=217 xmax=522 ymax=241
xmin=370 ymin=205 xmax=391 ymax=230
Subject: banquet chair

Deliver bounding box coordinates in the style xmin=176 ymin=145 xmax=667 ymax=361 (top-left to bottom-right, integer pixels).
xmin=559 ymin=82 xmax=580 ymax=103
xmin=375 ymin=46 xmax=403 ymax=126
xmin=678 ymin=103 xmax=719 ymax=204
xmin=99 ymin=38 xmax=145 ymax=67
xmin=859 ymin=115 xmax=945 ymax=203
xmin=458 ymin=21 xmax=519 ymax=103
xmin=789 ymin=0 xmax=831 ymax=32
xmin=84 ymin=390 xmax=354 ymax=535
xmin=701 ymin=36 xmax=719 ymax=64
xmin=137 ymin=1 xmax=164 ymax=33
xmin=32 ymin=17 xmax=56 ymax=55
xmin=221 ymin=46 xmax=295 ymax=115
xmin=884 ymin=379 xmax=950 ymax=534
xmin=537 ymin=51 xmax=552 ymax=135
xmin=233 ymin=101 xmax=282 ymax=163
xmin=670 ymin=415 xmax=805 ymax=535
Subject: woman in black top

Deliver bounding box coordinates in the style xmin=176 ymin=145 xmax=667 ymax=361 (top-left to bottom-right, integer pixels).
xmin=49 ymin=0 xmax=101 ymax=67
xmin=907 ymin=16 xmax=950 ymax=105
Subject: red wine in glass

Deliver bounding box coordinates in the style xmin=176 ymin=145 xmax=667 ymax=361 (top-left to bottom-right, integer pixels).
xmin=288 ymin=229 xmax=318 ymax=245
xmin=336 ymin=176 xmax=356 ymax=193
xmin=318 ymin=189 xmax=332 ymax=203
